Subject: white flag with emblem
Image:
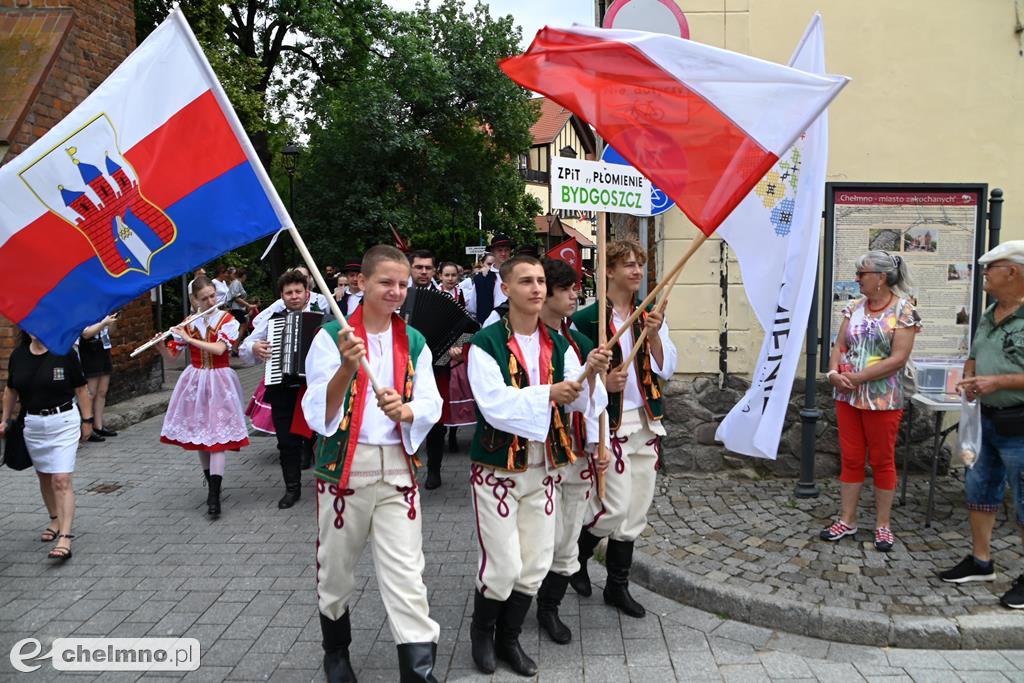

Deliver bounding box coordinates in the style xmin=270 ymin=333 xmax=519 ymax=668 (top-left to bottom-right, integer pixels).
xmin=714 ymin=14 xmax=830 ymax=460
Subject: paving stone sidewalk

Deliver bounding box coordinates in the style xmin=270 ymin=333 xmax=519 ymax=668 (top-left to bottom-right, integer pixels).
xmin=2 ymin=364 xmax=1024 ymax=679
xmin=635 ymin=467 xmax=1024 ymax=647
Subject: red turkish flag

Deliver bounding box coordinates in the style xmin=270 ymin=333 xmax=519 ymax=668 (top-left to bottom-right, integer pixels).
xmin=546 ymin=238 xmax=582 ymax=283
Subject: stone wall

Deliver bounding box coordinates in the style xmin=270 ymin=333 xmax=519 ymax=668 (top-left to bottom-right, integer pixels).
xmin=0 ymin=0 xmax=161 ymax=402
xmin=660 ymin=375 xmax=952 ymax=478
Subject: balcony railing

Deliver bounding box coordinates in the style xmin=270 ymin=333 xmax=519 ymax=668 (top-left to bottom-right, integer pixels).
xmin=520 ymin=168 xmax=549 ymax=184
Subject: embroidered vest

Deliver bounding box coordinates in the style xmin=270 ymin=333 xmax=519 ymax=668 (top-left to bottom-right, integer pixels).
xmin=181 ymin=312 xmax=233 ymax=369
xmin=468 ymin=318 xmax=574 ymax=473
xmin=572 ymin=300 xmax=663 ymax=432
xmin=560 ymin=320 xmax=593 ymax=456
xmin=312 ymin=310 xmax=426 ymax=487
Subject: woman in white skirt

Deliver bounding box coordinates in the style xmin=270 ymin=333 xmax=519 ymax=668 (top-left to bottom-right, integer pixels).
xmin=153 ymin=277 xmax=249 ymax=518
xmin=1 ymin=331 xmax=93 ymax=561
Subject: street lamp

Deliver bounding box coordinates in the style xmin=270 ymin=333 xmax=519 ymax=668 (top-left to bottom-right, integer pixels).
xmin=282 ymin=141 xmax=300 ymax=215
xmin=279 ymin=141 xmax=300 ymax=271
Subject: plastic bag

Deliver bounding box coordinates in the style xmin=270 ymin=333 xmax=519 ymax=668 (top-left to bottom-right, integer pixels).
xmin=958 ymin=393 xmax=982 ymax=469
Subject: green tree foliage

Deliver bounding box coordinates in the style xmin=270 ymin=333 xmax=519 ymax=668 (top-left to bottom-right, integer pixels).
xmin=294 ymin=0 xmax=542 ymax=266
xmin=136 ymin=0 xmax=541 ymax=298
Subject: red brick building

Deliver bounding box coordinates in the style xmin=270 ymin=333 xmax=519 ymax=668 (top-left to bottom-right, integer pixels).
xmin=0 ymin=0 xmax=161 ymax=401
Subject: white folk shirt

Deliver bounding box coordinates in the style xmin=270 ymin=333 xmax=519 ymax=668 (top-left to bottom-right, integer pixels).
xmin=169 ymin=310 xmax=239 ymax=347
xmin=302 ymin=325 xmax=441 ymax=454
xmin=611 ymin=308 xmax=678 ymax=412
xmin=212 ymin=278 xmax=230 ymax=306
xmin=343 ymin=289 xmax=364 ymax=314
xmin=240 ymin=298 xmax=324 ymax=366
xmin=467 ymin=327 xmax=605 ymax=455
xmin=462 ymin=265 xmax=507 ymax=318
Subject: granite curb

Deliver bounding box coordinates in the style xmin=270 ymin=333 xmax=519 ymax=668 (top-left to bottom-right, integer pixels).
xmin=630 ymin=549 xmax=1024 ymax=650
xmin=102 ymin=386 xmax=174 ymax=432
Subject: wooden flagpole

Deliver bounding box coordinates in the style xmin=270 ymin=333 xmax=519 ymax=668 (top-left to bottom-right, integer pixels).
xmin=576 ymin=229 xmax=709 ymax=383
xmin=596 ymin=210 xmax=608 ymax=500
xmin=615 ymin=237 xmax=693 ymax=371
xmin=289 ymin=226 xmax=382 ymax=394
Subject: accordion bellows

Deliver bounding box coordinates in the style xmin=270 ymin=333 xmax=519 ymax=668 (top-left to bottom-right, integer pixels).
xmin=405 ymin=287 xmax=480 ymax=364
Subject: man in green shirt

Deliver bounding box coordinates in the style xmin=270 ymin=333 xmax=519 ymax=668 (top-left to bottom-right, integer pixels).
xmin=940 ymin=240 xmax=1024 ymax=609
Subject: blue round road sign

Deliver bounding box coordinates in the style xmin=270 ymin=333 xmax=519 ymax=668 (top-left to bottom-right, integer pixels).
xmin=600 ymin=145 xmax=675 ymax=216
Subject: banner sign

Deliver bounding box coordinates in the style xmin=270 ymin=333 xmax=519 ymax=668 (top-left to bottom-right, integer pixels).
xmin=551 ymin=157 xmax=651 ymax=215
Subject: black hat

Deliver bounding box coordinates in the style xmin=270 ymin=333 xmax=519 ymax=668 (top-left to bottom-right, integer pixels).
xmin=342 ymin=259 xmax=362 ymax=273
xmin=489 ymin=234 xmax=514 ymax=250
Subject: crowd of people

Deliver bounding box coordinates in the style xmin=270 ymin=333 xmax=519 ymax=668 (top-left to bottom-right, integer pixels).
xmin=2 ymin=236 xmax=1024 ymax=681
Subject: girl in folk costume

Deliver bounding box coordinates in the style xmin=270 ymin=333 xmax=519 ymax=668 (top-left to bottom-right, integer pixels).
xmin=571 ymin=240 xmax=678 ymax=619
xmin=301 ymin=246 xmax=442 ymax=682
xmin=155 ymin=277 xmax=249 ymax=518
xmin=438 ymin=261 xmax=466 ymax=306
xmin=535 ymin=258 xmax=609 ymax=645
xmin=423 ymin=261 xmax=471 ymax=488
xmin=467 ymin=255 xmax=608 ymax=677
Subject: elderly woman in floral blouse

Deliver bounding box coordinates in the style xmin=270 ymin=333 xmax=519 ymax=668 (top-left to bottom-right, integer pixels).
xmin=820 ymin=251 xmax=920 ymax=552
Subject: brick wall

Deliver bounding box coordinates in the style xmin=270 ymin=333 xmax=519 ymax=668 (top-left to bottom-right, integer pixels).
xmin=0 ymin=0 xmax=162 ymax=400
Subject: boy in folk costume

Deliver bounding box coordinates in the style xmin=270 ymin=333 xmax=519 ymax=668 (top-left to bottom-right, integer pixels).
xmin=571 ymin=240 xmax=678 ymax=618
xmin=467 ymin=255 xmax=609 ymax=676
xmin=301 ymin=246 xmax=442 ymax=682
xmin=535 ymin=258 xmax=609 ymax=644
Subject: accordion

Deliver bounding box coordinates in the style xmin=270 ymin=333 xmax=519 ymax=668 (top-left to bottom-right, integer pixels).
xmin=403 ymin=287 xmax=480 ymax=365
xmin=265 ymin=311 xmax=324 ymax=387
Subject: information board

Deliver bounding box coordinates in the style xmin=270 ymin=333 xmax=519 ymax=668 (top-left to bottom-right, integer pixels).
xmin=821 ymin=183 xmax=988 ymax=371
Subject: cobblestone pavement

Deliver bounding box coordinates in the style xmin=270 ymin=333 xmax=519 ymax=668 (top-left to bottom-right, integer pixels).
xmin=640 ymin=469 xmax=1023 ymax=619
xmin=2 ymin=364 xmax=1024 ymax=680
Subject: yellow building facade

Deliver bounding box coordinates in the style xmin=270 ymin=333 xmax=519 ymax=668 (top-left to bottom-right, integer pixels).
xmin=639 ymin=0 xmax=1024 ymax=374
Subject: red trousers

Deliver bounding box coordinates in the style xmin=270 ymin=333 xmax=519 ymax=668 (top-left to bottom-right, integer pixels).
xmin=834 ymin=400 xmax=902 ymax=490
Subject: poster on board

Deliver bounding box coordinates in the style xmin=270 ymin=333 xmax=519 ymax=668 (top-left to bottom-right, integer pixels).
xmin=821 ymin=183 xmax=988 ymax=371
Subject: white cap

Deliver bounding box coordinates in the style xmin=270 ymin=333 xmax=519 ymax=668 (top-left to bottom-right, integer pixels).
xmin=978 ymin=240 xmax=1024 ymax=266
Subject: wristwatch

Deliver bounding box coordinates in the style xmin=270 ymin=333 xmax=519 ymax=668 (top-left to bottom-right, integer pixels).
xmin=826 ymin=370 xmax=838 ymax=379
xmin=81 ymin=417 xmax=94 ymax=424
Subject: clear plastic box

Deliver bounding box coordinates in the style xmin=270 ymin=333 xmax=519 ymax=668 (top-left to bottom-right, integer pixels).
xmin=913 ymin=356 xmax=967 ymax=395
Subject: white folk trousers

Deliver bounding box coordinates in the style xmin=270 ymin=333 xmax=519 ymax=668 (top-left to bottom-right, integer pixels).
xmin=583 ymin=408 xmax=663 ymax=542
xmin=315 ymin=444 xmax=439 ymax=644
xmin=471 ymin=442 xmax=559 ymax=600
xmin=550 ymin=454 xmax=597 ymax=577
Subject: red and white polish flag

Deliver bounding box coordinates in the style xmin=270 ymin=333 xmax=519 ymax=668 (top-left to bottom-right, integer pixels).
xmin=500 ymin=25 xmax=848 ymax=234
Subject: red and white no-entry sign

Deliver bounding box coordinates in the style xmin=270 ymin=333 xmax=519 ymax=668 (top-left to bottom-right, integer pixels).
xmin=603 ymin=0 xmax=690 ymax=37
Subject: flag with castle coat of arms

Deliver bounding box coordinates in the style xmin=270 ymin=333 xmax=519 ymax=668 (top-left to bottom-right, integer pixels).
xmin=0 ymin=10 xmax=290 ymax=352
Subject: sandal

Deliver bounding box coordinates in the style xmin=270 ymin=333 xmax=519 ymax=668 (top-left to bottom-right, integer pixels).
xmin=40 ymin=516 xmax=58 ymax=542
xmin=48 ymin=534 xmax=74 ymax=561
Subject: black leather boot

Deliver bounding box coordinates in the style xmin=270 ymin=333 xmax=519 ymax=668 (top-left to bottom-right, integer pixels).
xmin=207 ymin=475 xmax=222 ymax=518
xmin=536 ymin=571 xmax=572 ymax=644
xmin=603 ymin=539 xmax=645 ymax=618
xmin=396 ymin=642 xmax=438 ymax=682
xmin=495 ymin=590 xmax=538 ymax=676
xmin=447 ymin=427 xmax=458 ymax=452
xmin=424 ymin=458 xmax=442 ymax=490
xmin=202 ymin=469 xmax=210 ymax=485
xmin=301 ymin=439 xmax=314 ymax=470
xmin=569 ymin=529 xmax=601 ymax=597
xmin=424 ymin=424 xmax=444 ymax=490
xmin=278 ymin=460 xmax=302 ymax=509
xmin=320 ymin=611 xmax=357 ymax=683
xmin=470 ymin=589 xmax=502 ymax=674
